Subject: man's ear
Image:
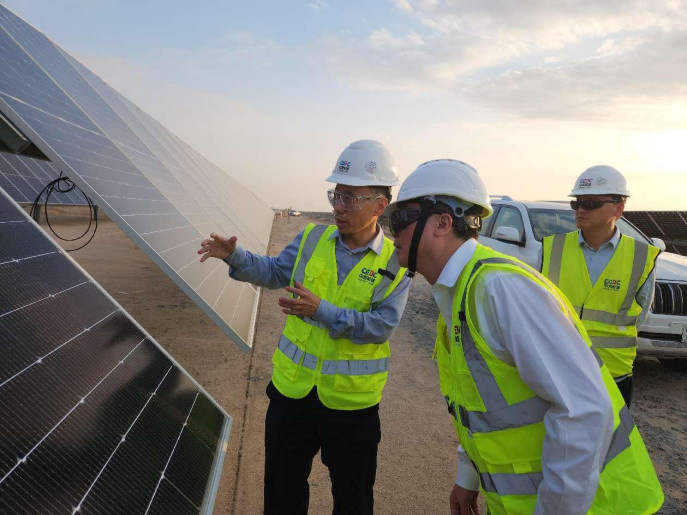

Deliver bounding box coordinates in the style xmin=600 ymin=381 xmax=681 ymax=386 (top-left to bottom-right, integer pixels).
xmin=615 ymin=200 xmax=626 ymax=218
xmin=373 ymin=198 xmax=388 ymax=217
xmin=434 ymin=213 xmax=454 ymax=236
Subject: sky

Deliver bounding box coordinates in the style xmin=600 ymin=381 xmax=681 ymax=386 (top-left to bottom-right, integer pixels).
xmin=4 ymin=0 xmax=687 ymax=211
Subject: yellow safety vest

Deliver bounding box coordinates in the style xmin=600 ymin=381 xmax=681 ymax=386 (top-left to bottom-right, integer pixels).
xmin=434 ymin=244 xmax=663 ymax=514
xmin=272 ymin=223 xmax=406 ymax=410
xmin=542 ymin=231 xmax=659 ymax=378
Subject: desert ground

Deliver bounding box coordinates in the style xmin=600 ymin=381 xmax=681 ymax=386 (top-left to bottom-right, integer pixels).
xmin=39 ymin=209 xmax=687 ymax=514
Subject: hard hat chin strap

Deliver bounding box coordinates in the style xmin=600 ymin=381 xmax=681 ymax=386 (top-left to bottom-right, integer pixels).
xmin=406 ymin=197 xmax=435 ymax=278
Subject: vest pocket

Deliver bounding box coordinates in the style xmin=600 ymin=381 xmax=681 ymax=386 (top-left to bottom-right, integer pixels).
xmin=333 ymin=367 xmax=385 ymax=393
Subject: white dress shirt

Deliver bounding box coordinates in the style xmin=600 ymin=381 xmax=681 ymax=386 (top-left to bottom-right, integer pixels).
xmin=433 ymin=239 xmax=614 ymax=515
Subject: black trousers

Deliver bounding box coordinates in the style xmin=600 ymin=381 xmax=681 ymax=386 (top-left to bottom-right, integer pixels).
xmin=616 ymin=375 xmax=633 ymax=407
xmin=264 ymin=382 xmax=381 ymax=515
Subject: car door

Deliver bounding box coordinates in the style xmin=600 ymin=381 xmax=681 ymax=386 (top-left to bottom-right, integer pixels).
xmin=479 ymin=205 xmax=529 ymax=263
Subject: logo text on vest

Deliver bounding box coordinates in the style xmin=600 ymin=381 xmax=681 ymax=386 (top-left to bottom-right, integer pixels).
xmin=603 ymin=279 xmax=622 ymax=291
xmin=358 ymin=267 xmax=378 ymax=284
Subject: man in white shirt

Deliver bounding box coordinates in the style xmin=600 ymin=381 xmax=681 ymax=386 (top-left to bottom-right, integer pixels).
xmin=385 ymin=159 xmax=663 ymax=514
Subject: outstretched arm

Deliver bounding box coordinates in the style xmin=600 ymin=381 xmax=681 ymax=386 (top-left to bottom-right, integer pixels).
xmin=197 ymin=231 xmax=304 ymax=289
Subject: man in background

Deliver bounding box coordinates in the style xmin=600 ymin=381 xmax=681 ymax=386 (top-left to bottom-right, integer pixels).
xmin=541 ymin=165 xmax=659 ymax=406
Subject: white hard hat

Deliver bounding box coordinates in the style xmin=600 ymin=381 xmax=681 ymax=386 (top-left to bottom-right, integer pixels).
xmin=389 ymin=159 xmax=493 ymax=217
xmin=325 ymin=140 xmax=399 ymax=187
xmin=570 ymin=165 xmax=630 ymax=197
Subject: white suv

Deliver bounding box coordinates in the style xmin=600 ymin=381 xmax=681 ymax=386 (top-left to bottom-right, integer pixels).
xmin=478 ymin=197 xmax=687 ymax=362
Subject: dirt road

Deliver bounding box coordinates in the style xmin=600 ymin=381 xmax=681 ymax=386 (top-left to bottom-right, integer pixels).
xmin=53 ymin=210 xmax=686 ymax=514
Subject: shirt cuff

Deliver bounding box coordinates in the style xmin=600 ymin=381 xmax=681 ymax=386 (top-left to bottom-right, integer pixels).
xmin=313 ymin=298 xmax=339 ymax=328
xmin=456 ymin=446 xmax=480 ymax=491
xmin=223 ymin=246 xmax=246 ymax=270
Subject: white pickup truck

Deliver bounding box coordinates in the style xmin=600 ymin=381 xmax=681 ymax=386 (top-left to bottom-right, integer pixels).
xmin=478 ymin=197 xmax=687 ymax=363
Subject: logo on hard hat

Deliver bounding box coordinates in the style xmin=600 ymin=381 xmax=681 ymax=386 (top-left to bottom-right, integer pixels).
xmin=596 ymin=177 xmax=607 ymax=186
xmin=579 ymin=178 xmax=592 ymax=188
xmin=338 ymin=160 xmax=350 ymax=173
xmin=365 ymin=161 xmax=377 ymax=174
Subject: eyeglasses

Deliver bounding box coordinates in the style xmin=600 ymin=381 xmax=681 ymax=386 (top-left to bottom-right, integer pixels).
xmin=388 ymin=208 xmax=423 ymax=237
xmin=327 ymin=189 xmax=383 ymax=211
xmin=570 ymin=198 xmax=621 ymax=211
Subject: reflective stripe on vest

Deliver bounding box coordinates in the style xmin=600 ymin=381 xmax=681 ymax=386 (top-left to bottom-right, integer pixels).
xmin=603 ymin=405 xmax=635 ymax=469
xmin=292 ymin=224 xmax=329 ymax=285
xmin=278 ymin=334 xmax=389 ymax=376
xmin=591 ymin=336 xmax=637 ymax=349
xmin=476 ymin=405 xmax=635 ymax=495
xmin=481 ymin=471 xmax=543 ymax=496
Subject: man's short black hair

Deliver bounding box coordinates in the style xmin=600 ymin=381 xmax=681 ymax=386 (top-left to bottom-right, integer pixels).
xmin=432 ymin=201 xmax=481 ymax=240
xmin=370 ymin=186 xmax=392 ymax=203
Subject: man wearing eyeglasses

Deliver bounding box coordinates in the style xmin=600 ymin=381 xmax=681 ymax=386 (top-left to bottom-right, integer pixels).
xmin=198 ymin=140 xmax=410 ymax=514
xmin=540 ymin=165 xmax=660 ymax=407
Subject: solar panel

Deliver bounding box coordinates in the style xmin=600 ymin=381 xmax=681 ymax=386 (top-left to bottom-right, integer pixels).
xmin=0 ymin=151 xmax=87 ymax=205
xmin=0 ymin=5 xmax=273 ymax=351
xmin=0 ymin=186 xmax=231 ymax=513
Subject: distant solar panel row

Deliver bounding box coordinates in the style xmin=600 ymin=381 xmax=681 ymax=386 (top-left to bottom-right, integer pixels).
xmin=624 ymin=211 xmax=687 ymax=242
xmin=0 ymin=188 xmax=230 ymax=513
xmin=0 ymin=150 xmax=87 ymax=204
xmin=0 ymin=5 xmax=273 ymax=350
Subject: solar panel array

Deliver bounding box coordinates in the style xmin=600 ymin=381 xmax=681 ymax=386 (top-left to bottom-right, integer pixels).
xmin=0 ymin=150 xmax=87 ymax=205
xmin=624 ymin=211 xmax=687 ymax=256
xmin=0 ymin=187 xmax=230 ymax=513
xmin=0 ymin=5 xmax=273 ymax=350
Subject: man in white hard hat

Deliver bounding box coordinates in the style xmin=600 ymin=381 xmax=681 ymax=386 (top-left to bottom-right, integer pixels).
xmin=386 ymin=159 xmax=662 ymax=514
xmin=540 ymin=165 xmax=660 ymax=407
xmin=198 ymin=140 xmax=410 ymax=514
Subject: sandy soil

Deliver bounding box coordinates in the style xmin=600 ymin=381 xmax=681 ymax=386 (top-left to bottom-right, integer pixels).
xmin=39 ymin=209 xmax=687 ymax=514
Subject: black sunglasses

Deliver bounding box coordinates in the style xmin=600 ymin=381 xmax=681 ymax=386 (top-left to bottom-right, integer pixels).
xmin=388 ymin=208 xmax=423 ymax=237
xmin=388 ymin=207 xmax=453 ymax=237
xmin=570 ymin=198 xmax=621 ymax=211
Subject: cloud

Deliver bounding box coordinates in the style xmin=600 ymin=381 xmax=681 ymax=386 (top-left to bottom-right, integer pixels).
xmin=310 ymin=0 xmax=687 ymax=122
xmin=462 ymin=28 xmax=687 ymax=125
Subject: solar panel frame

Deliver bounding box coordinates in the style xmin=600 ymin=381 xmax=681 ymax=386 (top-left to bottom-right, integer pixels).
xmin=0 ymin=184 xmax=232 ymax=513
xmin=0 ymin=5 xmax=274 ymax=351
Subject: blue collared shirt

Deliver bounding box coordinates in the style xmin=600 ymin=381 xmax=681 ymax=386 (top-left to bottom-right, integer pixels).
xmin=225 ymin=225 xmax=411 ymax=344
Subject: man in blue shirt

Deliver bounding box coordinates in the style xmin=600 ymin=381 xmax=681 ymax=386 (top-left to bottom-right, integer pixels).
xmin=198 ymin=140 xmax=411 ymax=514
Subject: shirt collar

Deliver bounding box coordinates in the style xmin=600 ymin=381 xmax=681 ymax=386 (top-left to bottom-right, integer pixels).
xmin=436 ymin=238 xmax=478 ymax=287
xmin=578 ymin=227 xmax=621 ymax=249
xmin=329 ymin=223 xmax=385 ymax=255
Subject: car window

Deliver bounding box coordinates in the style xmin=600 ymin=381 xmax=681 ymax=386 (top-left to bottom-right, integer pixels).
xmin=528 ymin=209 xmax=577 ymax=241
xmin=492 ymin=206 xmax=524 ymax=242
xmin=478 ymin=205 xmax=499 ymax=236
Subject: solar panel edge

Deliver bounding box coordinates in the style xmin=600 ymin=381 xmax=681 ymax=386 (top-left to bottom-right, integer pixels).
xmin=0 ymin=95 xmax=255 ymax=352
xmin=199 ymin=417 xmax=232 ymax=514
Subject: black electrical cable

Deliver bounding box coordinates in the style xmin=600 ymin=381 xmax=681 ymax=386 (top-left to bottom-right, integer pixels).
xmin=29 ymin=173 xmax=98 ymax=251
